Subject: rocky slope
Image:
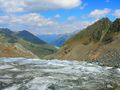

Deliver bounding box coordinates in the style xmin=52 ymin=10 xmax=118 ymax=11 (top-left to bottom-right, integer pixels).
xmin=52 ymin=18 xmax=120 ymax=67
xmin=0 ymin=28 xmax=57 ymax=58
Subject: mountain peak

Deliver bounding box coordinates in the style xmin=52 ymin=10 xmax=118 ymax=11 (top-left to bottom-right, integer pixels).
xmin=18 ymin=30 xmax=33 ymax=35
xmin=0 ymin=28 xmax=13 ymax=35
xmin=66 ymin=17 xmax=112 ymax=45
xmin=100 ymin=17 xmax=110 ymax=21
xmin=109 ymin=18 xmax=120 ymax=32
xmin=93 ymin=17 xmax=111 ymax=26
xmin=115 ymin=18 xmax=120 ymax=21
xmin=16 ymin=30 xmax=46 ymax=44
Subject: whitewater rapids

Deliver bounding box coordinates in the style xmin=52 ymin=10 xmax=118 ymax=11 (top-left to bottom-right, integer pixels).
xmin=0 ymin=58 xmax=120 ymax=90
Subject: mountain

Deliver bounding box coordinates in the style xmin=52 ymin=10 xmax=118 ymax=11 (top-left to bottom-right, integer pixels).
xmin=38 ymin=32 xmax=78 ymax=47
xmin=52 ymin=33 xmax=76 ymax=47
xmin=38 ymin=34 xmax=60 ymax=45
xmin=0 ymin=28 xmax=37 ymax=58
xmin=16 ymin=30 xmax=46 ymax=44
xmin=52 ymin=34 xmax=70 ymax=47
xmin=0 ymin=28 xmax=57 ymax=58
xmin=49 ymin=18 xmax=120 ymax=67
xmin=109 ymin=18 xmax=120 ymax=32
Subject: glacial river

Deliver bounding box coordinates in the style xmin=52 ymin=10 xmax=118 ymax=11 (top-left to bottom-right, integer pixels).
xmin=0 ymin=58 xmax=120 ymax=90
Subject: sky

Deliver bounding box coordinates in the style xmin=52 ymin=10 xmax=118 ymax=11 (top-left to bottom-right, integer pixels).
xmin=0 ymin=0 xmax=119 ymax=35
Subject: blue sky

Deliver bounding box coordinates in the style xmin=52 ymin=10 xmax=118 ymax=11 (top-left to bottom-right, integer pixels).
xmin=0 ymin=0 xmax=119 ymax=35
xmin=41 ymin=0 xmax=119 ymax=21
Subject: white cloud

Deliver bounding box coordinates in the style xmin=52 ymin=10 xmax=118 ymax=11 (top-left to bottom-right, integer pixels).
xmin=54 ymin=14 xmax=61 ymax=18
xmin=0 ymin=13 xmax=92 ymax=35
xmin=0 ymin=0 xmax=92 ymax=35
xmin=0 ymin=0 xmax=25 ymax=13
xmin=0 ymin=0 xmax=82 ymax=13
xmin=89 ymin=8 xmax=111 ymax=18
xmin=25 ymin=0 xmax=81 ymax=12
xmin=113 ymin=9 xmax=120 ymax=18
xmin=105 ymin=0 xmax=110 ymax=2
xmin=67 ymin=16 xmax=76 ymax=21
xmin=0 ymin=13 xmax=55 ymax=26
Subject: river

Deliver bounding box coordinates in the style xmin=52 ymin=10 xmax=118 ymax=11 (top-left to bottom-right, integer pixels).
xmin=0 ymin=58 xmax=120 ymax=90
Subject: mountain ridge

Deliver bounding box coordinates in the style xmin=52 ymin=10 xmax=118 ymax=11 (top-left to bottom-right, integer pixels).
xmin=47 ymin=18 xmax=120 ymax=67
xmin=38 ymin=31 xmax=79 ymax=47
xmin=16 ymin=30 xmax=46 ymax=44
xmin=0 ymin=28 xmax=57 ymax=58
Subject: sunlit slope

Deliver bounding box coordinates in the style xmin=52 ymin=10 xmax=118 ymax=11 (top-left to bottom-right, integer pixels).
xmin=0 ymin=28 xmax=57 ymax=58
xmin=53 ymin=18 xmax=120 ymax=66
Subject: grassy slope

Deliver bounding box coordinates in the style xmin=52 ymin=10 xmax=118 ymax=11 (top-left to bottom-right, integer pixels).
xmin=0 ymin=29 xmax=57 ymax=58
xmin=66 ymin=18 xmax=112 ymax=44
xmin=18 ymin=39 xmax=57 ymax=58
xmin=0 ymin=35 xmax=37 ymax=58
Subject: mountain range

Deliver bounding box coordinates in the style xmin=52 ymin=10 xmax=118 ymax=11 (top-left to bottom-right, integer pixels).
xmin=0 ymin=29 xmax=57 ymax=58
xmin=38 ymin=31 xmax=78 ymax=47
xmin=46 ymin=18 xmax=120 ymax=67
xmin=0 ymin=17 xmax=120 ymax=67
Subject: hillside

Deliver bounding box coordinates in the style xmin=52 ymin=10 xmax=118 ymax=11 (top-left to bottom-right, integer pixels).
xmin=16 ymin=30 xmax=46 ymax=44
xmin=0 ymin=28 xmax=57 ymax=58
xmin=52 ymin=18 xmax=120 ymax=67
xmin=0 ymin=28 xmax=37 ymax=58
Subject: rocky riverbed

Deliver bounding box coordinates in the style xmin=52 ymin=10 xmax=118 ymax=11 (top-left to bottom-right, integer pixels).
xmin=0 ymin=58 xmax=120 ymax=90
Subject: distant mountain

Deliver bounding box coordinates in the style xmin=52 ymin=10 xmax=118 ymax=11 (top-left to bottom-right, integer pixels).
xmin=38 ymin=31 xmax=78 ymax=47
xmin=0 ymin=28 xmax=13 ymax=35
xmin=0 ymin=28 xmax=57 ymax=58
xmin=52 ymin=34 xmax=70 ymax=47
xmin=48 ymin=18 xmax=120 ymax=67
xmin=38 ymin=34 xmax=59 ymax=44
xmin=16 ymin=30 xmax=46 ymax=44
xmin=52 ymin=33 xmax=77 ymax=47
xmin=0 ymin=28 xmax=18 ymax=43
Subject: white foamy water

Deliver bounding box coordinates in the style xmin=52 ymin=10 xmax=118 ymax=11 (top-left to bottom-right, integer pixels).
xmin=0 ymin=58 xmax=120 ymax=90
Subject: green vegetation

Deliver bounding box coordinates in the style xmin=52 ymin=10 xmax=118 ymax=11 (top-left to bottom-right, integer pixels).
xmin=109 ymin=18 xmax=120 ymax=32
xmin=0 ymin=28 xmax=57 ymax=58
xmin=54 ymin=18 xmax=120 ymax=66
xmin=66 ymin=18 xmax=112 ymax=45
xmin=18 ymin=39 xmax=57 ymax=58
xmin=16 ymin=30 xmax=46 ymax=44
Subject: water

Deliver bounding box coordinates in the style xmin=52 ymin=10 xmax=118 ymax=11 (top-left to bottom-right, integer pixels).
xmin=0 ymin=58 xmax=120 ymax=90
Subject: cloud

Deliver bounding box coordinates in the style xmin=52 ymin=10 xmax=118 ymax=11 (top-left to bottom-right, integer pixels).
xmin=0 ymin=0 xmax=91 ymax=35
xmin=0 ymin=0 xmax=82 ymax=13
xmin=0 ymin=0 xmax=25 ymax=13
xmin=54 ymin=14 xmax=61 ymax=18
xmin=26 ymin=0 xmax=82 ymax=11
xmin=89 ymin=8 xmax=111 ymax=18
xmin=0 ymin=13 xmax=92 ymax=35
xmin=105 ymin=0 xmax=110 ymax=2
xmin=67 ymin=16 xmax=76 ymax=21
xmin=0 ymin=13 xmax=56 ymax=31
xmin=113 ymin=9 xmax=120 ymax=18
